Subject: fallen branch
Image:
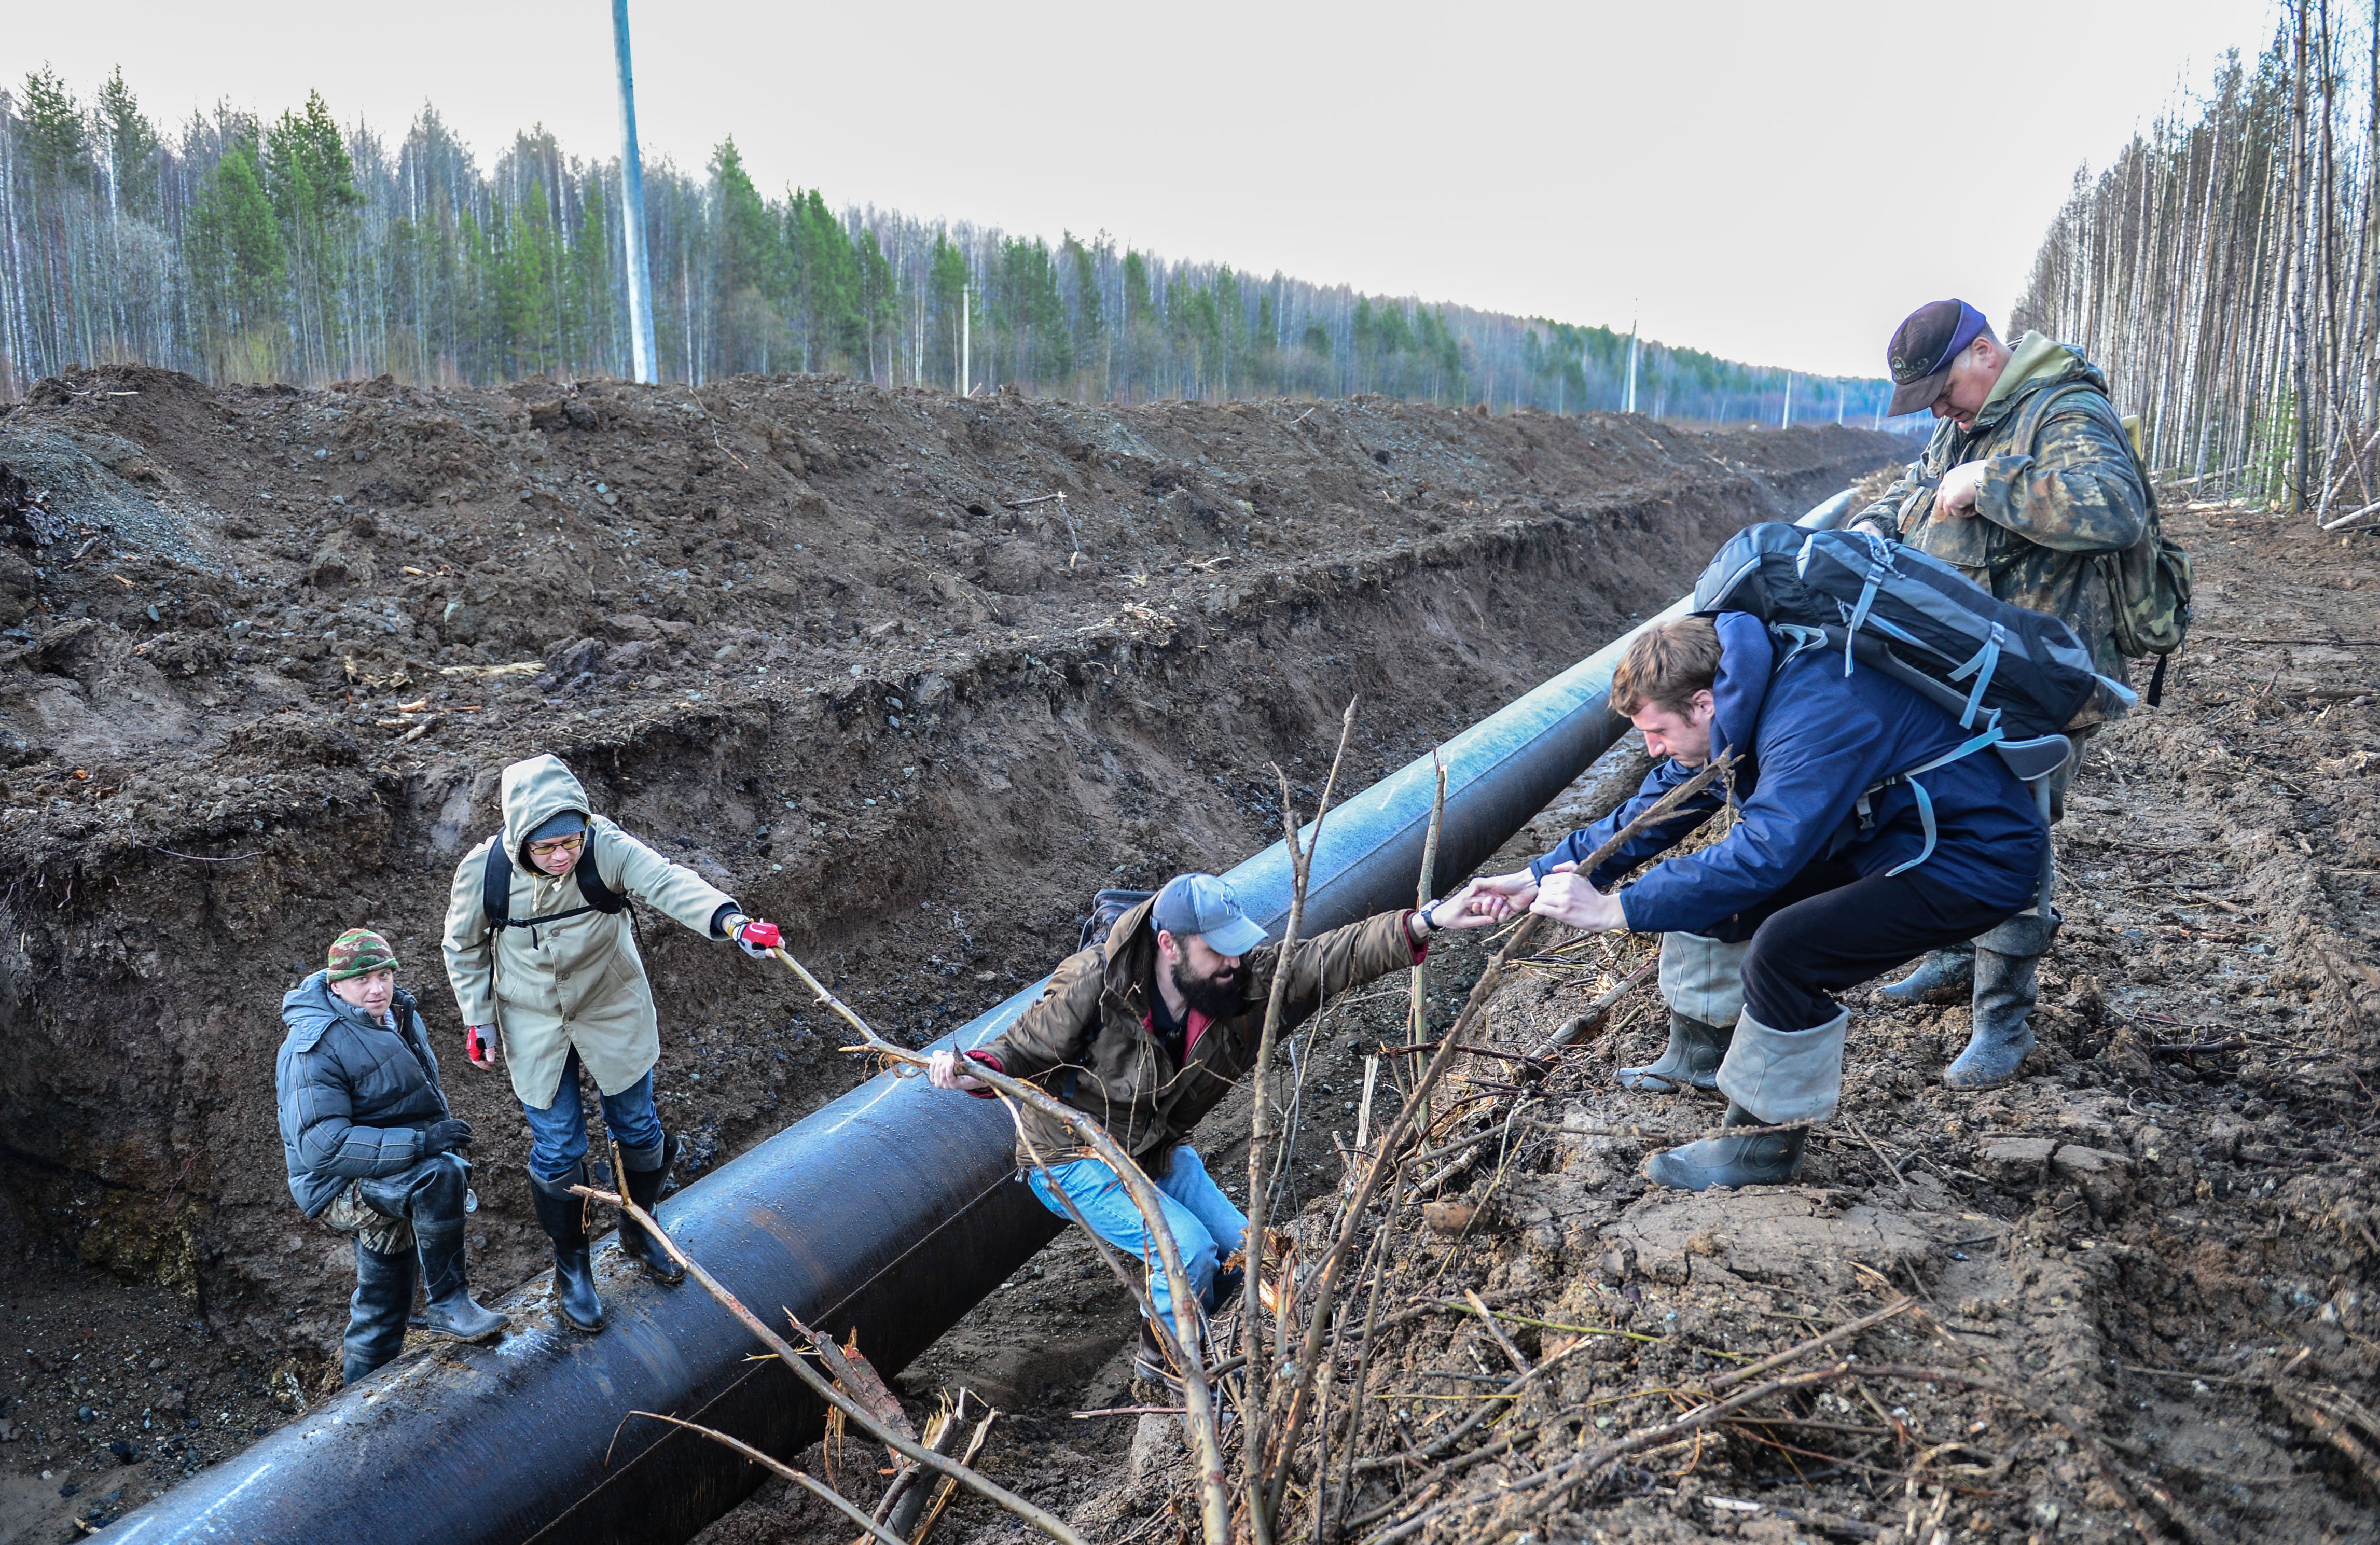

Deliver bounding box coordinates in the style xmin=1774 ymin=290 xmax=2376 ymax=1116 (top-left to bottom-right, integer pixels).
xmin=851 ymin=1051 xmax=1231 ymax=1545
xmin=568 ymin=1184 xmax=1081 ymax=1545
xmin=906 ymin=1403 xmax=999 ymax=1545
xmin=879 ymin=1393 xmax=970 ymax=1542
xmin=2276 ymin=1384 xmax=2380 ymax=1493
xmin=624 ymin=1410 xmax=908 ymax=1545
xmin=768 ymin=946 xmax=899 ymax=1052
xmin=1520 ymin=955 xmax=1658 ymax=1061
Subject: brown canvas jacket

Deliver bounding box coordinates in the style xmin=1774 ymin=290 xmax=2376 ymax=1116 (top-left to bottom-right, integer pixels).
xmin=967 ymin=896 xmax=1422 ymax=1170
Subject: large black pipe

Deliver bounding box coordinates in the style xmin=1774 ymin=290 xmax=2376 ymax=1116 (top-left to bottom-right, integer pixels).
xmin=101 ymin=491 xmax=1855 ymax=1545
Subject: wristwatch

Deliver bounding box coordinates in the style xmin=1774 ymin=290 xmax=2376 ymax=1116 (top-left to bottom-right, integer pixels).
xmin=1410 ymin=901 xmax=1442 ymax=940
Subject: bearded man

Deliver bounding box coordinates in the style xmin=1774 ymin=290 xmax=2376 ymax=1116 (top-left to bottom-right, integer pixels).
xmin=927 ymin=872 xmax=1491 ymax=1384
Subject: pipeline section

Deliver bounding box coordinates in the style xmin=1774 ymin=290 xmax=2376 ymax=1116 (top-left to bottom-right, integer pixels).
xmin=100 ymin=490 xmax=1855 ymax=1545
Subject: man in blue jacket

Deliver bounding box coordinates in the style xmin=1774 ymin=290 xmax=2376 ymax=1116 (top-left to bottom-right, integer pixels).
xmin=277 ymin=928 xmax=508 ymax=1383
xmin=1461 ymin=614 xmax=2045 ymax=1189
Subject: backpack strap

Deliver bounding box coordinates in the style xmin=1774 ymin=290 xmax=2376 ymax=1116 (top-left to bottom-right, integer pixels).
xmin=1871 ymin=728 xmax=2007 ymax=876
xmin=482 ymin=840 xmax=511 ymax=928
xmin=481 ymin=829 xmax=629 ymax=931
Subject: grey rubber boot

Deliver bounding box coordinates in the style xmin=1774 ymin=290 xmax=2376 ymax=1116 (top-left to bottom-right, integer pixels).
xmin=1642 ymin=1007 xmax=1848 ymax=1191
xmin=531 ymin=1166 xmax=606 ymax=1333
xmin=1627 ymin=932 xmax=1747 ymax=1090
xmin=343 ymin=1241 xmax=417 ymax=1384
xmin=1641 ymin=1101 xmax=1810 ymax=1191
xmin=1944 ymin=911 xmax=2061 ymax=1091
xmin=617 ymin=1134 xmax=686 ymax=1285
xmin=1617 ymin=1012 xmax=1734 ymax=1092
xmin=1879 ymin=944 xmax=1975 ymax=1004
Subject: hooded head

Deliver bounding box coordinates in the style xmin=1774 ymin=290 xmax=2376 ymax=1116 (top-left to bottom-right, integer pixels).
xmin=500 ymin=754 xmax=594 ymax=874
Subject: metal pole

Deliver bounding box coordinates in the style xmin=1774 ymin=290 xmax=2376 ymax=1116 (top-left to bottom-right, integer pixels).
xmin=613 ymin=0 xmax=659 ymax=385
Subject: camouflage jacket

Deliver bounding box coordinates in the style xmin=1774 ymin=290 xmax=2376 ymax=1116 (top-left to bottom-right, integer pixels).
xmin=1853 ymin=335 xmax=2148 ymax=719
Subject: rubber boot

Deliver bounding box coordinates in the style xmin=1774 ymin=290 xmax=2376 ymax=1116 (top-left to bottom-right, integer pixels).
xmin=617 ymin=1134 xmax=685 ymax=1285
xmin=1641 ymin=1101 xmax=1811 ymax=1192
xmin=1944 ymin=911 xmax=2060 ymax=1091
xmin=343 ymin=1240 xmax=417 ymax=1384
xmin=1616 ymin=1011 xmax=1733 ymax=1092
xmin=1642 ymin=1006 xmax=1849 ymax=1192
xmin=1879 ymin=945 xmax=1975 ymax=1005
xmin=413 ymin=1214 xmax=508 ymax=1344
xmin=531 ymin=1167 xmax=606 ymax=1333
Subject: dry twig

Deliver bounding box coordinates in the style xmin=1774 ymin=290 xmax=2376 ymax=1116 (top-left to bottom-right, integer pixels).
xmin=566 ymin=1182 xmax=1080 ymax=1545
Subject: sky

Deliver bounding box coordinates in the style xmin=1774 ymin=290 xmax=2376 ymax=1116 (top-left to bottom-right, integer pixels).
xmin=9 ymin=1 xmax=2286 ymax=380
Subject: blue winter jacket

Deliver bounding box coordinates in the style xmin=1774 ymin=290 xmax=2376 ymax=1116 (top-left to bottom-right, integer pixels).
xmin=275 ymin=972 xmax=452 ymax=1217
xmin=1531 ymin=612 xmax=2046 ymax=939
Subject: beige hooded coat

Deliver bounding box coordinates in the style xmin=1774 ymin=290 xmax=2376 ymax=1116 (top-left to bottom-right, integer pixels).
xmin=442 ymin=755 xmax=739 ymax=1109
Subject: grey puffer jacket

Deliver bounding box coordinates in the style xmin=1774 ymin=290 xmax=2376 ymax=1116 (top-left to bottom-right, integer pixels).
xmin=275 ymin=972 xmax=452 ymax=1217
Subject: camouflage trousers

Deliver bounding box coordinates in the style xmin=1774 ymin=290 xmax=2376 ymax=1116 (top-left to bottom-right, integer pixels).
xmin=319 ymin=1180 xmax=413 ymax=1256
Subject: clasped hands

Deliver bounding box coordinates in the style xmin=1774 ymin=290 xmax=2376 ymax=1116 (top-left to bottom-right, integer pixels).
xmin=1437 ymin=864 xmax=1627 ymax=933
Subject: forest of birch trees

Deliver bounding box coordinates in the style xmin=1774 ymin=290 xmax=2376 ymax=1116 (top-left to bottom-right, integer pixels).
xmin=0 ymin=68 xmax=1894 ymax=426
xmin=2014 ymin=1 xmax=2380 ymax=525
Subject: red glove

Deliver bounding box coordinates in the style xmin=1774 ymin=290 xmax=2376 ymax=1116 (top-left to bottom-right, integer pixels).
xmin=733 ymin=917 xmax=782 ymax=957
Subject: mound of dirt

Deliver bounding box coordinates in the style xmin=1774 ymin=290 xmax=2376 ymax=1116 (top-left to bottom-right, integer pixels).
xmin=0 ymin=363 xmax=1900 ymax=1533
xmin=998 ymin=498 xmax=2380 ymax=1545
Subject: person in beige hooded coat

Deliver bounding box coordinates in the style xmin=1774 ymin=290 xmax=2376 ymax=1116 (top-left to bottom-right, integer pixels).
xmin=442 ymin=753 xmax=780 ymax=1333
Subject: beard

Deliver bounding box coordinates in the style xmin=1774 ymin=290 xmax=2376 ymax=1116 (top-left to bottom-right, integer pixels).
xmin=1170 ymin=956 xmax=1243 ymax=1020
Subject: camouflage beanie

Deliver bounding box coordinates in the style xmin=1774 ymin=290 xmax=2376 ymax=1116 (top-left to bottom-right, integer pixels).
xmin=326 ymin=928 xmax=399 ymax=982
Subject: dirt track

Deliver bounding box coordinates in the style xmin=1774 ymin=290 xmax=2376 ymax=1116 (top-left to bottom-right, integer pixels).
xmin=0 ymin=365 xmax=1898 ymax=1539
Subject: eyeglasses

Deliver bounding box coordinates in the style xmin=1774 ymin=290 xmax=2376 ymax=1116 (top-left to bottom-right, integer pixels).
xmin=528 ymin=833 xmax=586 ymax=858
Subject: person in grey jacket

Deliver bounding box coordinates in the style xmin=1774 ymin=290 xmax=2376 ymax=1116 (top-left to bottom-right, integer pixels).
xmin=276 ymin=928 xmax=507 ymax=1383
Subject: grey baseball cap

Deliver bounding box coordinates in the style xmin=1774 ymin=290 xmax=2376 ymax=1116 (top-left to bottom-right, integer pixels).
xmin=1151 ymin=873 xmax=1267 ymax=956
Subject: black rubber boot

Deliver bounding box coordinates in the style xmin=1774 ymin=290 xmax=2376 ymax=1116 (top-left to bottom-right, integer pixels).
xmin=617 ymin=1134 xmax=685 ymax=1285
xmin=343 ymin=1240 xmax=417 ymax=1384
xmin=413 ymin=1213 xmax=508 ymax=1344
xmin=1641 ymin=1102 xmax=1809 ymax=1192
xmin=1616 ymin=1012 xmax=1733 ymax=1092
xmin=530 ymin=1167 xmax=606 ymax=1333
xmin=1879 ymin=945 xmax=1975 ymax=1005
xmin=1944 ymin=912 xmax=2059 ymax=1091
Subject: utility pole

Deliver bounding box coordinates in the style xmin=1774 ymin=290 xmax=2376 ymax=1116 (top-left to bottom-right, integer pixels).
xmin=612 ymin=0 xmax=658 ymax=385
xmin=1623 ymin=320 xmax=1639 ymax=414
xmin=960 ymin=281 xmax=971 ymax=396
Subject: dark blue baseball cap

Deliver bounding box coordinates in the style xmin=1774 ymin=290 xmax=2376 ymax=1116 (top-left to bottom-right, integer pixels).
xmin=1886 ymin=299 xmax=1990 ymax=415
xmin=1151 ymin=873 xmax=1268 ymax=956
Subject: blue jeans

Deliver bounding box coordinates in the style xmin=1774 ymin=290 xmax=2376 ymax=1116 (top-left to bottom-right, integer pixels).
xmin=520 ymin=1049 xmax=664 ymax=1186
xmin=1027 ymin=1144 xmax=1247 ymax=1325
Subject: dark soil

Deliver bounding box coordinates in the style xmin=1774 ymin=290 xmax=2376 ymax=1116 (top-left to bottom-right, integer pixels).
xmin=0 ymin=363 xmax=1899 ymax=1541
xmin=847 ymin=498 xmax=2378 ymax=1545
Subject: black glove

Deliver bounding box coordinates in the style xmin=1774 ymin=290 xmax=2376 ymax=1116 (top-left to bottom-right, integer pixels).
xmin=422 ymin=1118 xmax=474 ymax=1156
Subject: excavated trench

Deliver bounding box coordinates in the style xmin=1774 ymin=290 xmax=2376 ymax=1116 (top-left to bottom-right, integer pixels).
xmin=0 ymin=367 xmax=1902 ymax=1538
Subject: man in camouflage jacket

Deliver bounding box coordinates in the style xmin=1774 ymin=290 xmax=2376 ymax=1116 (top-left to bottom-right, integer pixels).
xmin=1853 ymin=299 xmax=2151 ymax=1090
